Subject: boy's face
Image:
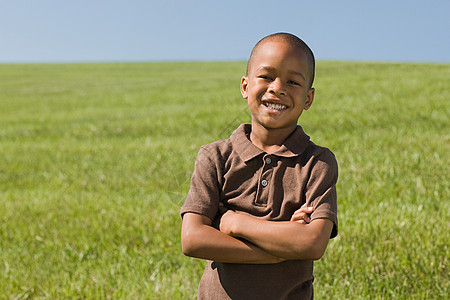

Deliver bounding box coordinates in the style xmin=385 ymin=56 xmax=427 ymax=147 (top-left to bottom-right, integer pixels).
xmin=241 ymin=40 xmax=314 ymax=132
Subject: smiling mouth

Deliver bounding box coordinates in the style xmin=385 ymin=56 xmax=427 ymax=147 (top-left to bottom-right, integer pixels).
xmin=263 ymin=101 xmax=288 ymax=111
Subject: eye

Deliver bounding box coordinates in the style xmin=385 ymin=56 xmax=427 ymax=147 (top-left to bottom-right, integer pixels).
xmin=288 ymin=80 xmax=301 ymax=86
xmin=259 ymin=75 xmax=273 ymax=81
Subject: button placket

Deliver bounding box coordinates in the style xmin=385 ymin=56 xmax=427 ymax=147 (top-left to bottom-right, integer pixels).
xmin=254 ymin=155 xmax=274 ymax=206
xmin=261 ymin=155 xmax=273 ymax=188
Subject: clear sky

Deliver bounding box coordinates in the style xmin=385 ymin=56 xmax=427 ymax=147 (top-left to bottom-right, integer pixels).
xmin=1 ymin=0 xmax=449 ymax=63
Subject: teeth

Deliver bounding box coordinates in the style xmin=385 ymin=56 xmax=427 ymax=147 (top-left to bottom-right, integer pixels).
xmin=265 ymin=103 xmax=287 ymax=110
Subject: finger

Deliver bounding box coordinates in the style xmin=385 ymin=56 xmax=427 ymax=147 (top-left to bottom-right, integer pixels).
xmin=294 ymin=217 xmax=310 ymax=224
xmin=290 ymin=211 xmax=299 ymax=221
xmin=291 ymin=213 xmax=311 ymax=223
xmin=292 ymin=209 xmax=310 ymax=218
xmin=291 ymin=210 xmax=304 ymax=219
xmin=298 ymin=207 xmax=314 ymax=215
xmin=302 ymin=206 xmax=314 ymax=213
xmin=294 ymin=205 xmax=314 ymax=214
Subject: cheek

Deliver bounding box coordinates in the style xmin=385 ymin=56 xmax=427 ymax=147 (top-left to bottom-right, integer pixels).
xmin=253 ymin=86 xmax=266 ymax=99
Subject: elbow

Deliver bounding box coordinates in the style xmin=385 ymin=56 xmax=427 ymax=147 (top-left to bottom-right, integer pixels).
xmin=309 ymin=244 xmax=327 ymax=260
xmin=290 ymin=243 xmax=326 ymax=261
xmin=296 ymin=220 xmax=332 ymax=260
xmin=181 ymin=231 xmax=196 ymax=257
xmin=281 ymin=240 xmax=326 ymax=261
xmin=181 ymin=228 xmax=203 ymax=258
xmin=308 ymin=233 xmax=329 ymax=260
xmin=181 ymin=241 xmax=192 ymax=257
xmin=181 ymin=213 xmax=213 ymax=258
xmin=291 ymin=232 xmax=328 ymax=261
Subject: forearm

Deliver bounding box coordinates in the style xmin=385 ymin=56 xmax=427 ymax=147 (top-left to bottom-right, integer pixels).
xmin=181 ymin=213 xmax=283 ymax=264
xmin=226 ymin=214 xmax=333 ymax=260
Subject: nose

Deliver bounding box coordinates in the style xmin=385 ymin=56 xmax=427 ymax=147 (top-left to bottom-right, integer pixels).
xmin=268 ymin=78 xmax=286 ymax=96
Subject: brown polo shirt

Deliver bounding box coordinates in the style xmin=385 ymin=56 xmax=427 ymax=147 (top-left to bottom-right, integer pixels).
xmin=181 ymin=123 xmax=338 ymax=300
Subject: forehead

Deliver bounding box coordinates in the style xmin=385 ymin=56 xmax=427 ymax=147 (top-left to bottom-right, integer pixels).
xmin=249 ymin=40 xmax=309 ymax=75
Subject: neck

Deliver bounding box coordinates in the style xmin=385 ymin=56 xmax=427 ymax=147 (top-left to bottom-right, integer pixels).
xmin=249 ymin=123 xmax=296 ymax=154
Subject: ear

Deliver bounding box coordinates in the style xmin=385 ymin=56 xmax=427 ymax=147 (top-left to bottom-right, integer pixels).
xmin=304 ymin=88 xmax=315 ymax=110
xmin=240 ymin=76 xmax=249 ymax=99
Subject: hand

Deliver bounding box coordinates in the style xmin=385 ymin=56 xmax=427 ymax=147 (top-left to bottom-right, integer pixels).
xmin=290 ymin=203 xmax=314 ymax=224
xmin=219 ymin=208 xmax=239 ymax=236
xmin=218 ymin=202 xmax=245 ymax=236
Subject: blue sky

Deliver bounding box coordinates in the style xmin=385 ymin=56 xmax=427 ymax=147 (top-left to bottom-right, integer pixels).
xmin=1 ymin=0 xmax=449 ymax=63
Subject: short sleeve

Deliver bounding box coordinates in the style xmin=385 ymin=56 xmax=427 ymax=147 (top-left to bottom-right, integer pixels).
xmin=180 ymin=146 xmax=222 ymax=222
xmin=305 ymin=149 xmax=338 ymax=238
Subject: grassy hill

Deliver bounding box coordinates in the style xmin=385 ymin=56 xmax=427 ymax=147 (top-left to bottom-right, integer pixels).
xmin=0 ymin=61 xmax=448 ymax=298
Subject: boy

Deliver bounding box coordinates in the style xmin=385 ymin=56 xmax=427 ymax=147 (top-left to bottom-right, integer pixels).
xmin=180 ymin=32 xmax=338 ymax=299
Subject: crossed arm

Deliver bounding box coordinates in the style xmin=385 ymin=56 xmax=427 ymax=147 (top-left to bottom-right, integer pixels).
xmin=181 ymin=205 xmax=334 ymax=264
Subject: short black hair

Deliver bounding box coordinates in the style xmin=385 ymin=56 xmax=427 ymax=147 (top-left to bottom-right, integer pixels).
xmin=246 ymin=32 xmax=315 ymax=88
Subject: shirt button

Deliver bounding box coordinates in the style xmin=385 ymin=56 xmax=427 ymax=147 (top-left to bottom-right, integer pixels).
xmin=265 ymin=157 xmax=272 ymax=164
xmin=261 ymin=179 xmax=268 ymax=187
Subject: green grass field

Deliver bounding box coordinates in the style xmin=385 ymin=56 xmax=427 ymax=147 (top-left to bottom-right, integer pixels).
xmin=0 ymin=61 xmax=448 ymax=299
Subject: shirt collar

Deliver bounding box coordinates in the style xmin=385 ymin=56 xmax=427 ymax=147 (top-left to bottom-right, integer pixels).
xmin=230 ymin=123 xmax=310 ymax=162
